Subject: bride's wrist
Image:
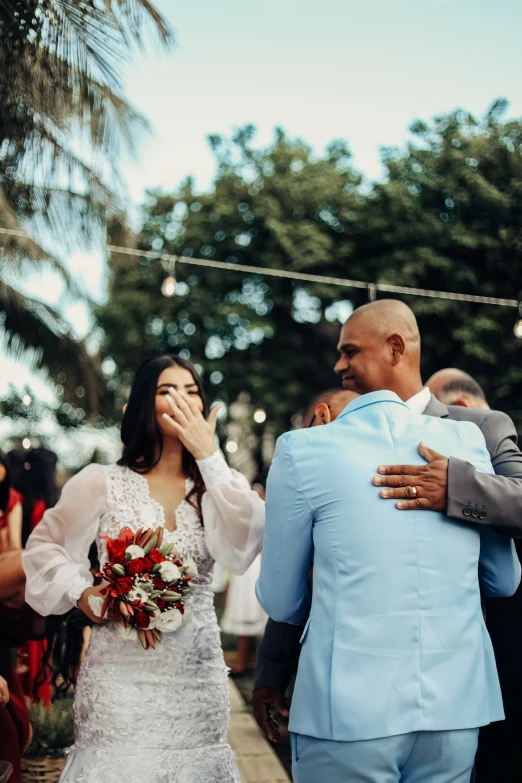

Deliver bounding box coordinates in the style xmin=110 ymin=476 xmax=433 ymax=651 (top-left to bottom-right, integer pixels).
xmin=192 ymin=444 xmax=217 ymax=461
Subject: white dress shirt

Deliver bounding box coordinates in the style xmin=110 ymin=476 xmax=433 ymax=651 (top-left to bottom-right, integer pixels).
xmin=405 ymin=387 xmax=432 ymax=415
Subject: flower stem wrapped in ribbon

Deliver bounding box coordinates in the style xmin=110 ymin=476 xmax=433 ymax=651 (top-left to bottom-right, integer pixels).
xmin=93 ymin=527 xmax=198 ymax=650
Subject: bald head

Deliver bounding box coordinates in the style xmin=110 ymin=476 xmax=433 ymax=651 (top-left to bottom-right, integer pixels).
xmin=349 ymin=300 xmax=421 ymax=349
xmin=426 ymin=368 xmax=475 ymax=397
xmin=427 ymin=368 xmax=489 ymax=409
xmin=334 ymin=299 xmax=423 ymax=400
xmin=303 ymin=389 xmax=359 ymax=427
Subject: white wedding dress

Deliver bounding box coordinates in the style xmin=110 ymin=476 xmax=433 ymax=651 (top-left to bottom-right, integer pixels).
xmin=23 ymin=452 xmax=265 ymax=783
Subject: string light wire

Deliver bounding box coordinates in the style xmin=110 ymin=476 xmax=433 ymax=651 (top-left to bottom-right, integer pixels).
xmin=0 ymin=226 xmax=518 ymax=309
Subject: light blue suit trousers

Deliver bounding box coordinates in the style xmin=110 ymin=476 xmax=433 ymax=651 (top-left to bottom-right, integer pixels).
xmin=291 ymin=728 xmax=478 ymax=783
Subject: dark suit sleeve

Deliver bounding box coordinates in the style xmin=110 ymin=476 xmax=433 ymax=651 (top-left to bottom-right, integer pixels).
xmin=447 ymin=410 xmax=522 ymax=533
xmin=253 ymin=618 xmax=303 ymax=692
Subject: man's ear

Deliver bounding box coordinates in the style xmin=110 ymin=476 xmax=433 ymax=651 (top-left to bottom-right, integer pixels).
xmin=449 ymin=397 xmax=471 ymax=408
xmin=315 ymin=403 xmax=332 ymax=425
xmin=387 ymin=333 xmax=405 ymax=365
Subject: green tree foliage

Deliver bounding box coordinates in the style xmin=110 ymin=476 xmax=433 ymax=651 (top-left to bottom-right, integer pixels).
xmin=97 ymin=127 xmax=365 ymax=431
xmin=97 ymin=104 xmax=522 ymax=439
xmin=364 ymin=99 xmax=522 ymax=421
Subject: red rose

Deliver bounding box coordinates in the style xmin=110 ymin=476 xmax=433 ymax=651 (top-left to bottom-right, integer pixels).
xmin=153 ymin=578 xmax=166 ymax=590
xmin=142 ymin=556 xmax=155 ymax=572
xmin=133 ymin=610 xmax=150 ymax=629
xmin=175 ymin=602 xmax=185 ymax=615
xmin=107 ymin=540 xmax=127 ymax=565
xmin=127 ymin=559 xmax=147 ymax=577
xmin=148 ymin=549 xmax=166 ymax=564
xmin=116 ymin=577 xmax=134 ymax=595
xmin=155 ymin=599 xmax=166 ymax=612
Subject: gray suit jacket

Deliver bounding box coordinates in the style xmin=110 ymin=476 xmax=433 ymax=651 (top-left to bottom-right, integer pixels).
xmin=254 ymin=396 xmax=522 ymax=692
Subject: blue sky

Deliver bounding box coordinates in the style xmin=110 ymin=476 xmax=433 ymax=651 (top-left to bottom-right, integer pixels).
xmin=3 ymin=0 xmax=522 ymax=398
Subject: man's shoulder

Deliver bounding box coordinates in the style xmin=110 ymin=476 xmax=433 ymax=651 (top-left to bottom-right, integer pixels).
xmin=276 ymin=420 xmax=349 ymax=462
xmin=445 ymin=406 xmax=491 ymax=425
xmin=442 ymin=406 xmax=517 ymax=456
xmin=445 ymin=405 xmax=514 ymax=431
xmin=278 ymin=424 xmax=335 ymax=449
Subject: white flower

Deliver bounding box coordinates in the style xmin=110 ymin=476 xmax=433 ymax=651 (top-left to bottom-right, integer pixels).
xmin=154 ymin=608 xmax=183 ymax=633
xmin=125 ymin=545 xmax=145 ymax=560
xmin=158 ymin=561 xmax=181 ymax=582
xmin=87 ymin=595 xmax=105 ymax=619
xmin=183 ymin=558 xmax=198 ymax=578
xmin=127 ymin=586 xmax=149 ymax=604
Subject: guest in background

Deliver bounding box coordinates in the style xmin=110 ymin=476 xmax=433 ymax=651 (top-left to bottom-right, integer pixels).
xmin=8 ymin=447 xmax=58 ymax=545
xmin=426 ymin=369 xmax=490 ymax=410
xmin=0 ymin=452 xmax=23 ymax=552
xmin=0 ymin=550 xmax=32 ymax=783
xmin=9 ymin=447 xmax=58 ymax=706
xmin=221 ymin=482 xmax=268 ymax=675
xmin=428 ymin=370 xmax=522 ymax=782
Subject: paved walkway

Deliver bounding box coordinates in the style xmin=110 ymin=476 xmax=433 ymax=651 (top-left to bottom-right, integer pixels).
xmin=228 ymin=680 xmax=290 ymax=783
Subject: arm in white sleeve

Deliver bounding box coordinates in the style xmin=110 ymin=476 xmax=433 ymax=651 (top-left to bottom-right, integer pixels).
xmin=198 ymin=451 xmax=265 ymax=575
xmin=22 ymin=464 xmax=108 ymax=616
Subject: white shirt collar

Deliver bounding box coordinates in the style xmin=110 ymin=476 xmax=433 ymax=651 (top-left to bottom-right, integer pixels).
xmin=405 ymin=387 xmax=432 ymax=415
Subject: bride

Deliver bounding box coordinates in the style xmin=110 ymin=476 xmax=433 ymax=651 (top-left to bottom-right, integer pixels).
xmin=23 ymin=355 xmax=265 ymax=782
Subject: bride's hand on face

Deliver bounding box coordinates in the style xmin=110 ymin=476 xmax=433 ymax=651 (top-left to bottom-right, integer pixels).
xmin=163 ymin=389 xmax=220 ymax=461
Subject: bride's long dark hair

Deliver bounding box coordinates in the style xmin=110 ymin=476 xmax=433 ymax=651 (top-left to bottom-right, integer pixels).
xmin=118 ymin=355 xmax=208 ymax=514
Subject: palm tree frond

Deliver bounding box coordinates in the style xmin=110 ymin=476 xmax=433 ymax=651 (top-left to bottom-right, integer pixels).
xmin=0 ymin=279 xmax=106 ymax=414
xmin=0 ymin=0 xmax=173 ymax=246
xmin=0 ymin=185 xmax=95 ymax=301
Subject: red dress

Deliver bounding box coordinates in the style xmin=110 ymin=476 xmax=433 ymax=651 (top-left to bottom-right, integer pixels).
xmin=18 ymin=497 xmax=52 ymax=706
xmin=0 ymin=488 xmax=23 ymax=532
xmin=0 ymin=665 xmax=31 ymax=783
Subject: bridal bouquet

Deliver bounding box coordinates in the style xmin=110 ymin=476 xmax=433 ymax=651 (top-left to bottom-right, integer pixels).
xmin=89 ymin=527 xmax=198 ymax=650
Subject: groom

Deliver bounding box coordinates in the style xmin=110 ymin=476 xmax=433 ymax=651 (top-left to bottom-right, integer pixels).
xmin=256 ymin=390 xmax=521 ymax=782
xmin=253 ymin=300 xmax=522 ymax=738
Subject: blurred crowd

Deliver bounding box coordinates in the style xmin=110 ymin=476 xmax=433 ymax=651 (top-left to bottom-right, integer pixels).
xmin=0 ymin=447 xmax=62 ymax=782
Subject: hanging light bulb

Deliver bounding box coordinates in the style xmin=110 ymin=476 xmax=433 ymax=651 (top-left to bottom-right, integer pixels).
xmin=161 ymin=275 xmax=176 ymax=297
xmin=160 ymin=256 xmax=177 ymax=297
xmin=514 ymin=303 xmax=522 ymax=339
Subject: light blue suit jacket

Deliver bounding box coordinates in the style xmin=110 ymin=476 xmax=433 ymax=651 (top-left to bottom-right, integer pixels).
xmin=256 ymin=391 xmax=521 ymax=742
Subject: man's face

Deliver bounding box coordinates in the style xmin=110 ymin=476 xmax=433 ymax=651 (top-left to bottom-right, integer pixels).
xmin=334 ymin=317 xmax=391 ymax=394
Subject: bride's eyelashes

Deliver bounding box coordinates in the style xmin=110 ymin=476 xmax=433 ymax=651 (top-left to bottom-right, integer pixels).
xmin=157 ymin=389 xmax=200 ymax=397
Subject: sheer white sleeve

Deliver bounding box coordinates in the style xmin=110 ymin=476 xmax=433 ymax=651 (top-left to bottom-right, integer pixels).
xmin=22 ymin=464 xmax=108 ymax=616
xmin=198 ymin=451 xmax=264 ymax=575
